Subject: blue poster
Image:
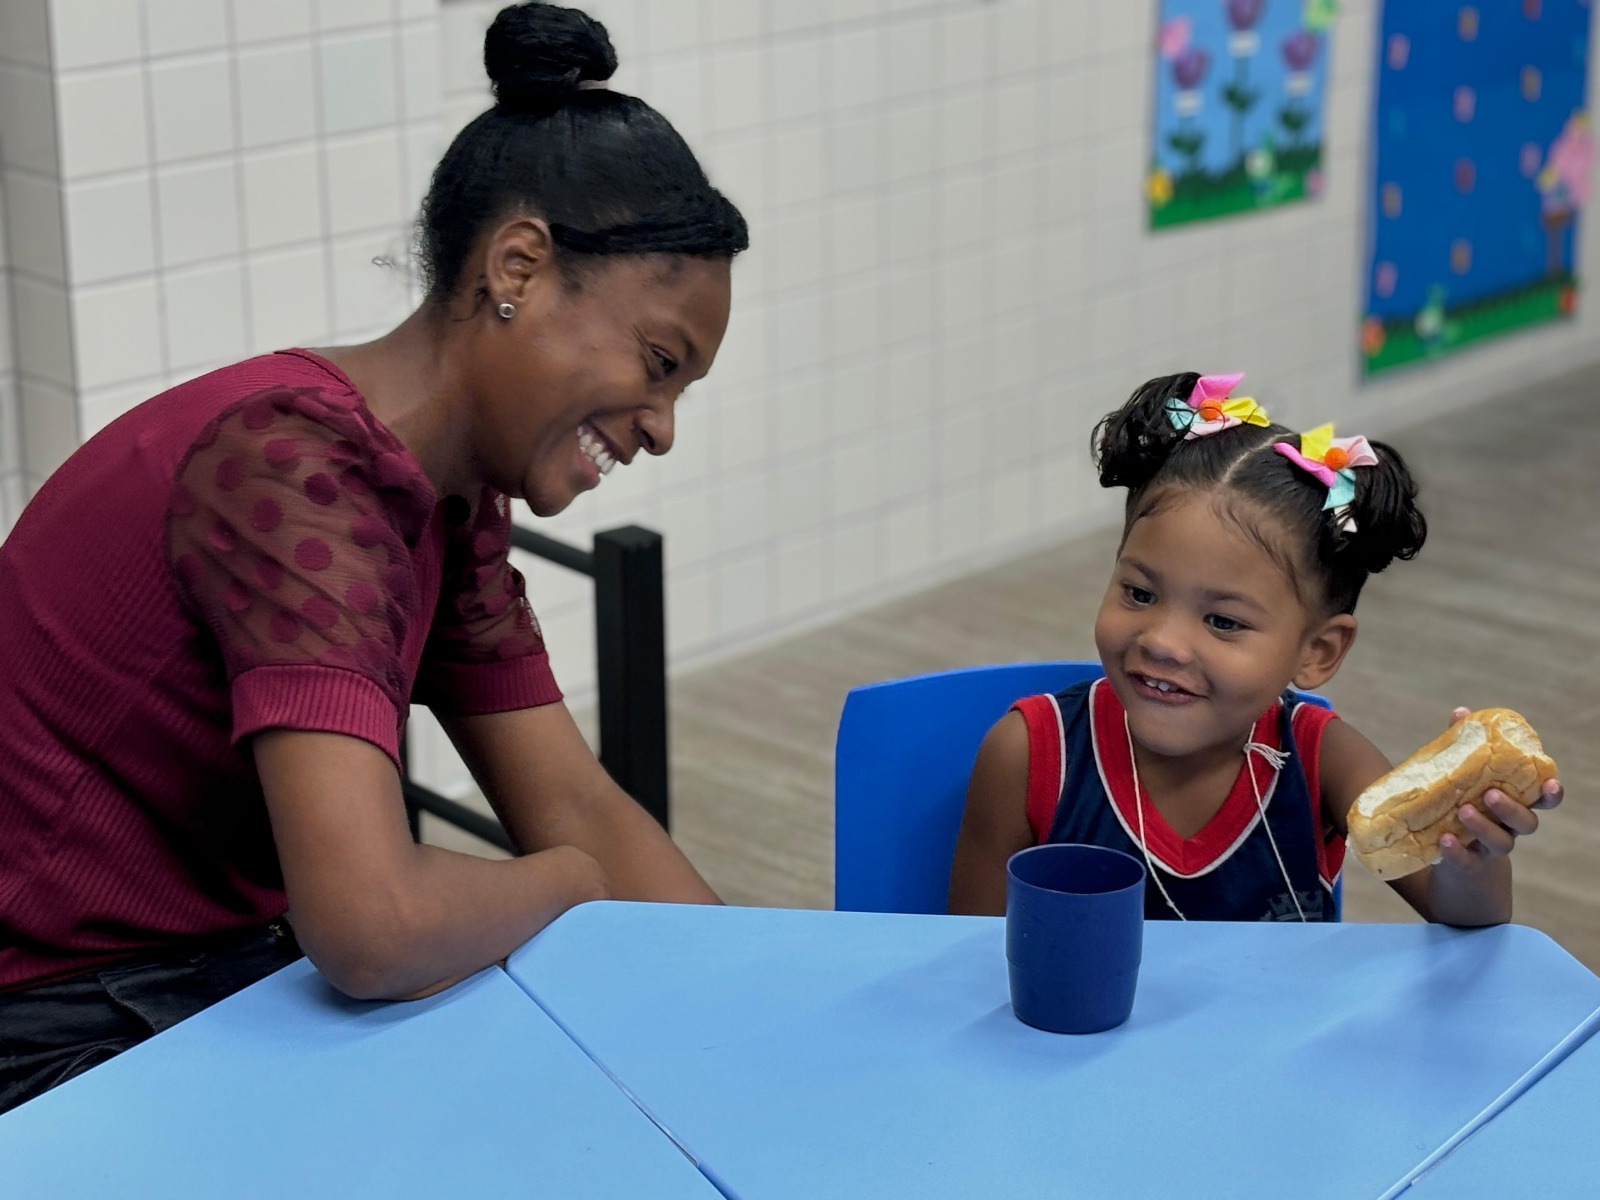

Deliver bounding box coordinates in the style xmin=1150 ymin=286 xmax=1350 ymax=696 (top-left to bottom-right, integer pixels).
xmin=1362 ymin=0 xmax=1593 ymax=376
xmin=1148 ymin=0 xmax=1339 ymax=228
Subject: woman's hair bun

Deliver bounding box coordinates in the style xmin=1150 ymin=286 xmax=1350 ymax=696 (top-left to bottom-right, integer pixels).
xmin=485 ymin=2 xmax=617 ymax=114
xmin=1093 ymin=373 xmax=1197 ymax=492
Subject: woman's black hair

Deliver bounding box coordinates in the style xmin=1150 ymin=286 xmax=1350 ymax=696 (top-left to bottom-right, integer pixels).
xmin=1092 ymin=373 xmax=1427 ymax=615
xmin=417 ymin=2 xmax=748 ymax=299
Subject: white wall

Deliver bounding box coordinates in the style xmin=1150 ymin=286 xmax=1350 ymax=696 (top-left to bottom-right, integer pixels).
xmin=7 ymin=0 xmax=1600 ymax=795
xmin=0 ymin=0 xmax=58 ymax=525
xmin=447 ymin=0 xmax=1600 ymax=707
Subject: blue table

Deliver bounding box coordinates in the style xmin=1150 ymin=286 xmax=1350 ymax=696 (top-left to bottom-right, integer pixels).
xmin=0 ymin=960 xmax=718 ymax=1199
xmin=1401 ymin=1014 xmax=1600 ymax=1197
xmin=508 ymin=903 xmax=1600 ymax=1200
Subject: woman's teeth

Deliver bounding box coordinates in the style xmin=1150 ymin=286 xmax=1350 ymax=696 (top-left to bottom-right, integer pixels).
xmin=578 ymin=423 xmax=616 ymax=476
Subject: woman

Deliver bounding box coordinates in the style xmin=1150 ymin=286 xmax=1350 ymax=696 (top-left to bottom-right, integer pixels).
xmin=0 ymin=2 xmax=744 ymax=1112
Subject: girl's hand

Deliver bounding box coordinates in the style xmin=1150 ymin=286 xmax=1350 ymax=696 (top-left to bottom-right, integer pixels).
xmin=1436 ymin=707 xmax=1564 ymax=871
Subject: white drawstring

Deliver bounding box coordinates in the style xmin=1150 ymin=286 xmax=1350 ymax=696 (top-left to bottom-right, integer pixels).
xmin=1123 ymin=719 xmax=1306 ymax=923
xmin=1244 ymin=741 xmax=1306 ymax=922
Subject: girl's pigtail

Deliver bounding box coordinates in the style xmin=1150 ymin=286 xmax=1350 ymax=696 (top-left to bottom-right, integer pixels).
xmin=1341 ymin=440 xmax=1427 ymax=575
xmin=1093 ymin=372 xmax=1199 ymax=491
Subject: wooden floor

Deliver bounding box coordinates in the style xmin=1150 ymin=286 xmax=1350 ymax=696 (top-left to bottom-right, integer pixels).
xmin=430 ymin=366 xmax=1600 ymax=969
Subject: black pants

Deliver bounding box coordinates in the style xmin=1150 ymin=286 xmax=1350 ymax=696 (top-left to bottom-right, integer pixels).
xmin=0 ymin=921 xmax=302 ymax=1115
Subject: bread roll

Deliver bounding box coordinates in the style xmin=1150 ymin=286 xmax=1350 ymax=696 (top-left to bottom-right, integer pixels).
xmin=1347 ymin=709 xmax=1557 ymax=881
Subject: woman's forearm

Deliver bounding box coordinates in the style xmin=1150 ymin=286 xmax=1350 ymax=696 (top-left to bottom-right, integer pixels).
xmin=301 ymin=841 xmax=608 ymax=1000
xmin=443 ymin=705 xmax=722 ymax=906
xmin=540 ymin=780 xmax=721 ymax=904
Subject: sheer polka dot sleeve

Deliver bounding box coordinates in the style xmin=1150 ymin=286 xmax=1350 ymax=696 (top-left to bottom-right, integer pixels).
xmin=166 ymin=386 xmax=438 ymax=765
xmin=413 ymin=488 xmax=562 ymax=715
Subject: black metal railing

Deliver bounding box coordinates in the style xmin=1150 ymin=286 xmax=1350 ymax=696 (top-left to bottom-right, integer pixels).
xmin=400 ymin=524 xmax=669 ymax=852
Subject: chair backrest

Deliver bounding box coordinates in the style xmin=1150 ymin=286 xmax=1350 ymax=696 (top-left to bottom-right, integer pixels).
xmin=834 ymin=661 xmax=1104 ymax=914
xmin=833 ymin=661 xmax=1338 ymax=917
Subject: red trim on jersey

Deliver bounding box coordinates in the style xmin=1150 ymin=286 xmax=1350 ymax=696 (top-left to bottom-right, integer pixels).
xmin=1012 ymin=695 xmax=1064 ymax=844
xmin=1090 ymin=678 xmax=1282 ymax=878
xmin=1291 ymin=702 xmax=1345 ymax=887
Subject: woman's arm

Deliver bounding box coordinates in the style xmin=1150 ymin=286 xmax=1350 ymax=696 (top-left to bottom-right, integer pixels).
xmin=256 ymin=728 xmax=608 ymax=1001
xmin=1320 ymin=713 xmax=1558 ymax=926
xmin=948 ymin=711 xmax=1036 ymax=916
xmin=440 ymin=702 xmax=721 ymax=905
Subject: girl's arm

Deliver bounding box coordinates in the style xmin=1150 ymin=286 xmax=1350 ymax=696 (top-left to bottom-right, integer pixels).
xmin=256 ymin=728 xmax=610 ymax=1001
xmin=439 ymin=702 xmax=721 ymax=905
xmin=948 ymin=712 xmax=1037 ymax=916
xmin=1319 ymin=713 xmax=1560 ymax=926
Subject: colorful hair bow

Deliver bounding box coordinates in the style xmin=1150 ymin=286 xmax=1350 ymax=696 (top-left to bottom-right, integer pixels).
xmin=1164 ymin=372 xmax=1271 ymax=440
xmin=1271 ymin=423 xmax=1379 ymax=531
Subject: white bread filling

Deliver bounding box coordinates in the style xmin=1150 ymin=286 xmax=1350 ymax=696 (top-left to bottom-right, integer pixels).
xmin=1357 ymin=720 xmax=1487 ymax=818
xmin=1495 ymin=714 xmax=1544 ymax=757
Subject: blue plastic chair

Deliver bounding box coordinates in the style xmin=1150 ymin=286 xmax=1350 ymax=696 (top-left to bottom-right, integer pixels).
xmin=833 ymin=661 xmax=1339 ymax=917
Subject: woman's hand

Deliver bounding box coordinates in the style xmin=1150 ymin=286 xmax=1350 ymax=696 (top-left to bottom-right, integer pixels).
xmin=1434 ymin=707 xmax=1564 ymax=871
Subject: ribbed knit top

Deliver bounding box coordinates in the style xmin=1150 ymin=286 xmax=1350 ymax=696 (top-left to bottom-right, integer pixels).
xmin=0 ymin=351 xmax=562 ymax=991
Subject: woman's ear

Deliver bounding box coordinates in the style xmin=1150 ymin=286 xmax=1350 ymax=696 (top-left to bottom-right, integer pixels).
xmin=482 ymin=216 xmax=559 ymax=309
xmin=1293 ymin=612 xmax=1357 ymax=690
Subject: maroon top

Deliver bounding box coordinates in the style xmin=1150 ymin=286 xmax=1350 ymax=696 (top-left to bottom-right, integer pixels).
xmin=0 ymin=351 xmax=561 ymax=991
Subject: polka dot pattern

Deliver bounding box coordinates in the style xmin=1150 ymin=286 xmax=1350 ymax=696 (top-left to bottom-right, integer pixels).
xmin=346 ymin=581 xmax=380 ymax=615
xmin=426 ymin=486 xmax=547 ymax=667
xmin=167 ymin=384 xmax=546 ymax=709
xmin=168 ymin=387 xmax=435 ymax=700
xmin=294 ymin=538 xmax=332 ymax=571
xmin=264 ymin=439 xmax=300 ymax=469
xmin=301 ymin=595 xmax=340 ymax=631
xmin=304 ymin=473 xmax=339 ymax=506
xmin=250 ymin=498 xmax=282 ymax=533
xmin=351 ymin=516 xmax=387 ymax=548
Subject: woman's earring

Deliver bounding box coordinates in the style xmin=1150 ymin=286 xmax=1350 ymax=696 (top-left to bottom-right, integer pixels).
xmin=496 ymin=301 xmax=516 ymax=320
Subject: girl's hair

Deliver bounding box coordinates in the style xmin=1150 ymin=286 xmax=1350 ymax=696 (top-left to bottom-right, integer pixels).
xmin=1092 ymin=373 xmax=1427 ymax=615
xmin=417 ymin=2 xmax=748 ymax=300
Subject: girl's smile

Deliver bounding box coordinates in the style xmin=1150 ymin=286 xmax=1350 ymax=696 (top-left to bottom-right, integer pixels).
xmin=1095 ymin=489 xmax=1316 ymax=762
xmin=1127 ymin=671 xmax=1203 ymax=705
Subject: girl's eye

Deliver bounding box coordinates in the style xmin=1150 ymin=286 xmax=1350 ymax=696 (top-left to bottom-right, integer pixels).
xmin=1205 ymin=613 xmax=1247 ymax=633
xmin=1124 ymin=584 xmax=1156 ymax=606
xmin=651 ymin=347 xmax=677 ymax=377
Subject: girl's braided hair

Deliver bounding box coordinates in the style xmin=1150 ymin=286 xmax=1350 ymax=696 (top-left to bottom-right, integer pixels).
xmin=1092 ymin=373 xmax=1427 ymax=614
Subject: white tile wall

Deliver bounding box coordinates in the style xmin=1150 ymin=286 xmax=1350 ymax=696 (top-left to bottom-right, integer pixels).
xmin=433 ymin=0 xmax=1600 ymax=721
xmin=37 ymin=0 xmax=446 ymax=463
xmin=9 ymin=0 xmax=1600 ymax=796
xmin=0 ymin=0 xmax=53 ymax=516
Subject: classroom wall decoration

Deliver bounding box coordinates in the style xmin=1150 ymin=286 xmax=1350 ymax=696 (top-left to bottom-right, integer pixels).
xmin=1362 ymin=0 xmax=1594 ymax=377
xmin=1147 ymin=0 xmax=1340 ymax=229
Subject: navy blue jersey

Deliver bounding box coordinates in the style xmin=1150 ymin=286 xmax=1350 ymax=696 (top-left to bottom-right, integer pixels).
xmin=1014 ymin=678 xmax=1344 ymax=922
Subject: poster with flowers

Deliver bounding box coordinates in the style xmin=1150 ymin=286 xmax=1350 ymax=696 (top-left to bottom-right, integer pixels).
xmin=1361 ymin=0 xmax=1593 ymax=377
xmin=1147 ymin=0 xmax=1339 ymax=229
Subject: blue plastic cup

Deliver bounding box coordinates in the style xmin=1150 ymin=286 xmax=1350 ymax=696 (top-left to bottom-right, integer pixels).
xmin=1006 ymin=843 xmax=1146 ymax=1034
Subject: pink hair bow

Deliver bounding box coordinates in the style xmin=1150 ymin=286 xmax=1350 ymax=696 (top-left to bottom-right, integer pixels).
xmin=1272 ymin=424 xmax=1379 ymax=531
xmin=1164 ymin=373 xmax=1271 ymax=440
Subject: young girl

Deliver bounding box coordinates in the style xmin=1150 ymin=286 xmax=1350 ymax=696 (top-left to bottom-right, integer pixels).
xmin=948 ymin=372 xmax=1563 ymax=924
